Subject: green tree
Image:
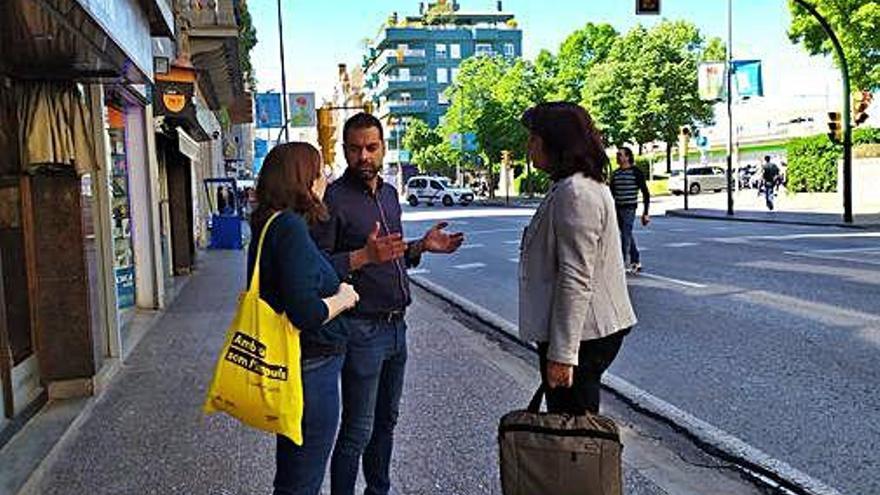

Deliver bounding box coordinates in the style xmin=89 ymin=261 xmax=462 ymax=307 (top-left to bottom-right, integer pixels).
xmin=401 ymin=118 xmax=441 ymax=155
xmin=412 ymin=142 xmax=465 ymax=178
xmin=554 ymin=23 xmax=619 ymax=101
xmin=788 ymin=0 xmax=880 ymax=92
xmin=237 ymin=2 xmax=258 ymax=89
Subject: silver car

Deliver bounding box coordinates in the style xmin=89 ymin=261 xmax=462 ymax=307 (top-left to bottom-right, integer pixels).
xmin=668 ymin=166 xmax=729 ymax=195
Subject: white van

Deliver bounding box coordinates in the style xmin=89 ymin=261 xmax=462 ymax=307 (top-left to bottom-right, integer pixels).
xmin=405 ymin=176 xmax=475 ymax=207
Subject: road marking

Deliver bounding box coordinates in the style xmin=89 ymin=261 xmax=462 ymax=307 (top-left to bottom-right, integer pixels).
xmin=670 ymin=228 xmax=693 ymax=233
xmin=785 ymin=251 xmax=880 ymax=266
xmin=713 ymin=232 xmax=880 ymax=243
xmin=794 ymin=247 xmax=880 ymax=254
xmin=453 ymin=263 xmax=486 ymax=270
xmin=407 ymin=269 xmax=430 ymax=275
xmin=503 ymin=240 xmax=520 ymax=245
xmin=458 ymin=243 xmax=485 ymax=250
xmin=463 ymin=228 xmax=523 ymax=235
xmin=508 ymin=257 xmax=519 ymax=263
xmin=637 ymin=272 xmax=707 ymax=289
xmin=663 ymin=242 xmax=698 ymax=248
xmin=409 ymin=275 xmax=845 ymax=495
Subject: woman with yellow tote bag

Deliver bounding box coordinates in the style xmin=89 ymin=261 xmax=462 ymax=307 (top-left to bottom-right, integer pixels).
xmin=204 ymin=143 xmax=359 ymax=495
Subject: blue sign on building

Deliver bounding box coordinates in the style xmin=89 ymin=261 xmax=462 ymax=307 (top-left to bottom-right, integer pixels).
xmin=255 ymin=93 xmax=283 ymax=129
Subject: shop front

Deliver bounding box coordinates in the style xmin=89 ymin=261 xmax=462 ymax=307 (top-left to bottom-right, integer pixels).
xmin=0 ymin=0 xmax=171 ymax=434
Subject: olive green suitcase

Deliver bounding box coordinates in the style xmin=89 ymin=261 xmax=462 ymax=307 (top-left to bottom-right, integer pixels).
xmin=499 ymin=386 xmax=622 ymax=495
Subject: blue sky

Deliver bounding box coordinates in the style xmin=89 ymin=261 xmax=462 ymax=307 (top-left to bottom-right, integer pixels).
xmin=249 ymin=0 xmax=839 ymax=112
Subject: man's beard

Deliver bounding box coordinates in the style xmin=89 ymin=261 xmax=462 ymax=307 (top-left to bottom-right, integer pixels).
xmin=356 ymin=162 xmax=380 ymax=181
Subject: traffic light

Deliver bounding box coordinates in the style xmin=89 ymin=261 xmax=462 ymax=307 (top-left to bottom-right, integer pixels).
xmin=636 ymin=0 xmax=660 ymax=15
xmin=827 ymin=112 xmax=842 ymax=143
xmin=363 ymin=101 xmax=374 ymax=114
xmin=316 ymin=106 xmax=337 ymax=166
xmin=853 ymin=91 xmax=872 ymax=127
xmin=500 ymin=150 xmax=511 ymax=163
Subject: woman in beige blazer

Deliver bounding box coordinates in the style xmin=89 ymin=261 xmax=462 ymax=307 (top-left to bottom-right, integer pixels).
xmin=519 ymin=102 xmax=637 ymax=414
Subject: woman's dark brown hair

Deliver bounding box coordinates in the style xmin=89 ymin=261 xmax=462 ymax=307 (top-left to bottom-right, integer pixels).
xmin=521 ymin=102 xmax=608 ymax=183
xmin=250 ymin=142 xmax=328 ymax=235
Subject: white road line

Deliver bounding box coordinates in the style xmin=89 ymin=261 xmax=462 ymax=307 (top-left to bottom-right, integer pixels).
xmin=663 ymin=242 xmax=699 ymax=248
xmin=463 ymin=228 xmax=523 ymax=235
xmin=637 ymin=272 xmax=708 ymax=289
xmin=503 ymin=240 xmax=520 ymax=245
xmin=453 ymin=263 xmax=487 ymax=270
xmin=407 ymin=269 xmax=430 ymax=275
xmin=458 ymin=243 xmax=485 ymax=250
xmin=713 ymin=232 xmax=880 ymax=242
xmin=409 ymin=275 xmax=844 ymax=495
xmin=670 ymin=228 xmax=693 ymax=233
xmin=785 ymin=251 xmax=880 ymax=266
xmin=508 ymin=257 xmax=519 ymax=263
xmin=796 ymin=247 xmax=880 ymax=254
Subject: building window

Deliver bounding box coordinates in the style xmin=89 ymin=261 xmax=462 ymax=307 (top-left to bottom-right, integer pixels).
xmin=435 ymin=43 xmax=447 ymax=59
xmin=451 ymin=68 xmax=460 ymax=83
xmin=438 ymin=92 xmax=450 ymax=105
xmin=475 ymin=43 xmax=493 ymax=57
xmin=504 ymin=43 xmax=516 ymax=58
xmin=436 ymin=68 xmax=449 ymax=84
xmin=450 ymin=44 xmax=461 ymax=59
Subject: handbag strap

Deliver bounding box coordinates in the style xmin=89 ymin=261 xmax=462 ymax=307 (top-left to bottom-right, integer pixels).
xmin=527 ymin=384 xmax=544 ymax=413
xmin=247 ymin=210 xmax=283 ymax=293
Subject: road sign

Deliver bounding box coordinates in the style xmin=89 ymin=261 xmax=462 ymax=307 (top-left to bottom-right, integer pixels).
xmin=255 ymin=93 xmax=283 ymax=128
xmin=695 ymin=135 xmax=709 ymax=149
xmin=698 ymin=63 xmax=726 ymax=101
xmin=289 ymin=92 xmax=316 ymax=127
xmin=463 ymin=132 xmax=478 ymax=152
xmin=399 ymin=150 xmax=411 ymax=162
xmin=254 ymin=138 xmax=269 ymax=158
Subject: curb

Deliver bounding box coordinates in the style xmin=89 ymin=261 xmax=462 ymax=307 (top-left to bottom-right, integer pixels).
xmin=665 ymin=209 xmax=876 ymax=230
xmin=410 ymin=275 xmax=844 ymax=495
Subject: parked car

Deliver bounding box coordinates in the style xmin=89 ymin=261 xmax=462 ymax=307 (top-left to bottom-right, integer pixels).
xmin=668 ymin=166 xmax=729 ymax=195
xmin=405 ymin=176 xmax=475 ymax=207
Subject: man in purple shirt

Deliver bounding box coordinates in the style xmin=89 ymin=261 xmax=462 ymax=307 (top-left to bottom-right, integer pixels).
xmin=311 ymin=113 xmax=463 ymax=495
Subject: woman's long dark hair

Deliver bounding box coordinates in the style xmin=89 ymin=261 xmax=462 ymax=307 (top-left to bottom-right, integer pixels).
xmin=250 ymin=142 xmax=328 ymax=236
xmin=521 ymin=102 xmax=608 ymax=183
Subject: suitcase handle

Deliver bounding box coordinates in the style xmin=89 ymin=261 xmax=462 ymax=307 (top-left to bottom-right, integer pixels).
xmin=527 ymin=385 xmax=545 ymax=413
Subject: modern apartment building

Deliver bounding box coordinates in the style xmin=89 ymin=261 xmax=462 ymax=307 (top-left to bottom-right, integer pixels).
xmin=361 ymin=1 xmax=522 ymax=167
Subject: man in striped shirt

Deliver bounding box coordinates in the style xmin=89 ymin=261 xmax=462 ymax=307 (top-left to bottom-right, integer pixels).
xmin=610 ymin=147 xmax=651 ymax=273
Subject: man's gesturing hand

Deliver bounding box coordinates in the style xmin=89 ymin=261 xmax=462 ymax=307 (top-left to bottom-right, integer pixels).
xmin=422 ymin=222 xmax=464 ymax=254
xmin=365 ymin=222 xmax=407 ymax=264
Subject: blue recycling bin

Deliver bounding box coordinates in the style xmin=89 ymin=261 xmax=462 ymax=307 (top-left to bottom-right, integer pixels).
xmin=209 ymin=214 xmax=243 ymax=249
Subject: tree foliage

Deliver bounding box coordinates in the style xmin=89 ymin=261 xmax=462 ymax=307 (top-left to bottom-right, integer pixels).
xmin=553 ymin=23 xmax=619 ymax=101
xmin=238 ymin=2 xmax=258 ymax=90
xmin=788 ymin=0 xmax=880 ymax=92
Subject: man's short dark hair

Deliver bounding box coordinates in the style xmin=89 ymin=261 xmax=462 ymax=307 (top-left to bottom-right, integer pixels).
xmin=343 ymin=112 xmax=384 ymax=143
xmin=764 ymin=155 xmax=771 ymax=162
xmin=620 ymin=147 xmax=635 ymax=165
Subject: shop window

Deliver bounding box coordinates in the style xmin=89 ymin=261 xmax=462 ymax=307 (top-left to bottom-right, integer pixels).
xmin=106 ymin=103 xmax=136 ymax=310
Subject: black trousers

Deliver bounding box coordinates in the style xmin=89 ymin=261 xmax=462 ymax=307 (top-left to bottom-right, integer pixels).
xmin=537 ymin=328 xmax=630 ymax=415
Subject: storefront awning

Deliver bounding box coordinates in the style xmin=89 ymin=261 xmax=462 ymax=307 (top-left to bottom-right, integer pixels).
xmin=154 ymin=67 xmax=212 ymax=142
xmin=0 ymin=0 xmax=153 ymax=84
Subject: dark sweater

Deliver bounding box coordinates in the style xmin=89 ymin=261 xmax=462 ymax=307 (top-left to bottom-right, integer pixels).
xmin=247 ymin=210 xmax=346 ymax=358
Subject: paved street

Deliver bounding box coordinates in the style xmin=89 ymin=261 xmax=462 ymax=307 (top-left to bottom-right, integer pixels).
xmin=18 ymin=250 xmax=763 ymax=495
xmin=402 ymin=204 xmax=880 ymax=495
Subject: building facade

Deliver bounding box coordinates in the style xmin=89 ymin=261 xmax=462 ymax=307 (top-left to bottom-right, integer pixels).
xmin=361 ymin=1 xmax=522 ymax=169
xmin=0 ymin=0 xmax=251 ymax=443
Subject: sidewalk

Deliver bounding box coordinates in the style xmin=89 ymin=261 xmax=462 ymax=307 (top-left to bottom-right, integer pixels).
xmin=10 ymin=251 xmax=761 ymax=495
xmin=666 ymin=208 xmax=880 ymax=229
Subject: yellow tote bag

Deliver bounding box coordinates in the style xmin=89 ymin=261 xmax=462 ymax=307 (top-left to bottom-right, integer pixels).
xmin=203 ymin=211 xmax=304 ymax=445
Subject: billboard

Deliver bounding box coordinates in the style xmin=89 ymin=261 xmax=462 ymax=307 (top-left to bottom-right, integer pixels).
xmin=698 ymin=62 xmax=726 ymax=101
xmin=732 ymin=60 xmax=764 ymax=98
xmin=255 ymin=93 xmax=283 ymax=128
xmin=289 ymin=93 xmax=316 ymax=127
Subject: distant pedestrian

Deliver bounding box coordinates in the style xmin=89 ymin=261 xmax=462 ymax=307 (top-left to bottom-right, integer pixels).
xmin=311 ymin=112 xmax=464 ymax=495
xmin=761 ymin=155 xmax=781 ymax=211
xmin=610 ymin=146 xmax=651 ymax=273
xmin=248 ymin=143 xmax=360 ymax=495
xmin=518 ymin=102 xmax=637 ymax=415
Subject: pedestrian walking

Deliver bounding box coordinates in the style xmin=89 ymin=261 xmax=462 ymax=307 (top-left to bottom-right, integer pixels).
xmin=761 ymin=155 xmax=781 ymax=211
xmin=518 ymin=102 xmax=637 ymax=415
xmin=610 ymin=146 xmax=650 ymax=273
xmin=248 ymin=143 xmax=360 ymax=495
xmin=311 ymin=112 xmax=464 ymax=495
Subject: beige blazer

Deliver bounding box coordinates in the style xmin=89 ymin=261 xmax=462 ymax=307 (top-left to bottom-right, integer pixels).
xmin=518 ymin=173 xmax=637 ymax=366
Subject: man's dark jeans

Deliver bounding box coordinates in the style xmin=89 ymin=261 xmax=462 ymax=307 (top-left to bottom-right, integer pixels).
xmin=616 ymin=206 xmax=639 ymax=265
xmin=330 ymin=316 xmax=407 ymax=495
xmin=274 ymin=354 xmax=345 ymax=495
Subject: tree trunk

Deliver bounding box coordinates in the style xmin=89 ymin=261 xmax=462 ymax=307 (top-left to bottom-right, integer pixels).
xmin=638 ymin=142 xmax=643 ymax=155
xmin=666 ymin=142 xmax=673 ymax=174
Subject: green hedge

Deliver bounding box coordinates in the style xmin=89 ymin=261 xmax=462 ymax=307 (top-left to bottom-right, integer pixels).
xmin=785 ymin=128 xmax=880 ymax=193
xmin=516 ymin=169 xmax=552 ymax=194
